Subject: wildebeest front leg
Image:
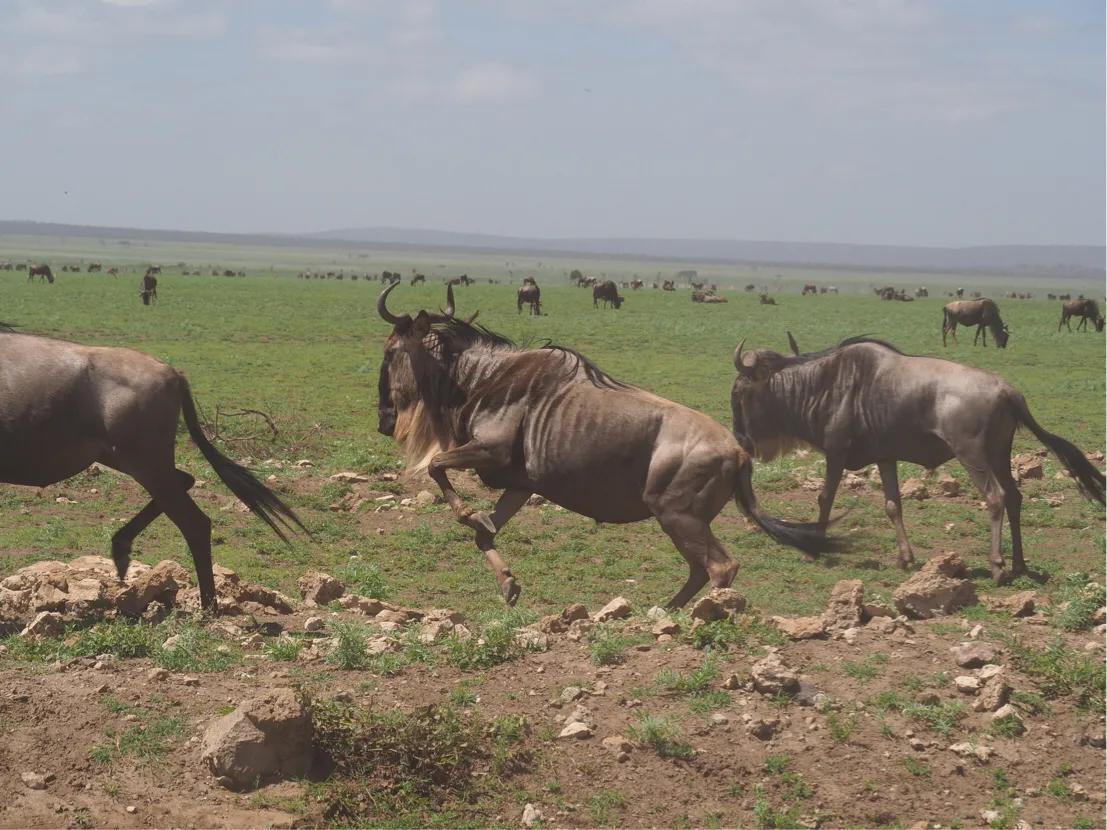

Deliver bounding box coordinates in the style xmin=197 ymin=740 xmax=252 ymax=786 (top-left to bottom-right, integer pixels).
xmin=473 ymin=489 xmax=531 ymax=605
xmin=815 ymin=460 xmax=844 ymax=561
xmin=876 ymin=461 xmax=916 ymax=568
xmin=426 ymin=441 xmax=509 ymax=534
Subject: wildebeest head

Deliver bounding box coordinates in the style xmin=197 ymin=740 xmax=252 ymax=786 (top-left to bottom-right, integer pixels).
xmin=995 ymin=324 xmax=1010 ymax=348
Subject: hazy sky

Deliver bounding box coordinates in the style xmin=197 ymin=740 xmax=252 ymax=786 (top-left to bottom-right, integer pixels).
xmin=2 ymin=0 xmax=1104 ymax=246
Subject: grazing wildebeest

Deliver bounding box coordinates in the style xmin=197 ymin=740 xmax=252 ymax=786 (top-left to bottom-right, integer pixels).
xmin=690 ymin=281 xmax=706 ymax=290
xmin=28 ymin=264 xmax=54 ymax=283
xmin=759 ymin=294 xmax=776 ymax=306
xmin=374 ymin=284 xmax=839 ymax=606
xmin=731 ymin=333 xmax=1104 ymax=581
xmin=631 ymin=279 xmax=644 ymax=290
xmin=88 ymin=262 xmax=102 ymax=272
xmin=916 ymin=287 xmax=929 ymax=298
xmin=1058 ymin=299 xmax=1104 ymax=333
xmin=955 ymin=287 xmax=964 ymax=298
xmin=593 ymin=280 xmax=624 ymax=309
xmin=0 ymin=327 xmax=304 ymax=611
xmin=411 ymin=273 xmax=426 ymax=286
xmin=142 ymin=272 xmax=158 ymax=303
xmin=801 ymin=283 xmax=817 ymax=296
xmin=517 ymin=280 xmax=541 ymax=315
xmin=662 ymin=280 xmax=676 ymax=291
xmin=745 ymin=284 xmax=756 ymax=292
xmin=942 ymin=299 xmax=1009 ymax=348
xmin=107 ymin=267 xmax=118 ymax=276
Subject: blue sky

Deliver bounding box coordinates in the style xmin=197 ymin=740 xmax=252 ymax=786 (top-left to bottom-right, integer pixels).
xmin=2 ymin=0 xmax=1103 ymax=246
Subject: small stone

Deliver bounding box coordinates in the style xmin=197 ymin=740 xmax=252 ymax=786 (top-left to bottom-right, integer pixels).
xmin=413 ymin=490 xmax=437 ymax=507
xmin=180 ymin=675 xmax=200 ymax=687
xmin=297 ymin=571 xmax=344 ymax=606
xmin=602 ymin=735 xmax=633 ymax=754
xmin=125 ymin=805 xmax=137 ymax=814
xmin=21 ymin=772 xmax=47 ymax=790
xmin=772 ymin=616 xmax=827 ymax=640
xmin=750 ymin=652 xmax=800 ymax=696
xmin=710 ymin=713 xmax=729 ymax=726
xmin=1080 ymin=726 xmax=1106 ymax=748
xmin=328 ymin=472 xmax=370 ymax=483
xmin=162 ymin=634 xmax=183 ymax=651
xmin=747 ymin=717 xmax=780 ymax=741
xmin=592 ymin=596 xmax=631 ymax=623
xmin=558 ymin=722 xmax=593 ymax=740
xmin=936 ymin=476 xmax=961 ymax=496
xmin=722 ymin=673 xmax=743 ymax=691
xmin=950 ymin=641 xmax=998 ymax=668
xmin=909 ymin=738 xmax=926 ymax=751
xmin=893 ymin=551 xmax=976 ymax=619
xmin=954 ymin=675 xmax=982 ymax=693
xmin=521 ymin=803 xmax=543 ymax=828
xmin=146 ymin=668 xmax=168 ymax=682
xmin=980 ymin=809 xmax=1001 ymax=824
xmin=651 ymin=617 xmax=680 ymax=637
xmin=303 ymin=616 xmax=325 ymax=632
xmin=841 ymin=627 xmax=860 ymax=645
xmin=977 ymin=664 xmax=1003 ymax=681
xmin=900 ymin=479 xmax=929 ymax=500
xmin=559 ymin=686 xmax=585 ymax=704
xmin=21 ymin=612 xmax=65 ymax=638
xmin=973 ymin=672 xmax=1010 ymax=713
xmin=968 ymin=624 xmax=984 ymax=639
xmin=948 ymin=742 xmax=993 ymax=762
xmin=990 ymin=704 xmax=1025 ymax=734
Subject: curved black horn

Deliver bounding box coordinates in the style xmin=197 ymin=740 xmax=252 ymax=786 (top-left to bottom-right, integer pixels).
xmin=443 ymin=283 xmax=455 ymax=318
xmin=377 ymin=280 xmax=409 ymax=326
xmin=733 ymin=338 xmax=746 ymax=371
xmin=787 ymin=331 xmax=800 ymax=356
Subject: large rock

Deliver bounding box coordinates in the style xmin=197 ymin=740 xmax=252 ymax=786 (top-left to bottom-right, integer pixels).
xmin=900 ymin=479 xmax=929 ymax=500
xmin=539 ymin=603 xmax=590 ymax=634
xmin=950 ymin=641 xmax=999 ymax=668
xmin=984 ymin=591 xmax=1037 ymax=618
xmin=750 ymin=652 xmax=800 ymax=696
xmin=892 ymin=552 xmax=977 ymax=619
xmin=298 ymin=571 xmax=345 ymax=607
xmin=200 ymin=689 xmax=313 ymax=790
xmin=592 ymin=597 xmax=631 ymax=623
xmin=822 ymin=579 xmax=865 ymax=633
xmin=690 ymin=589 xmax=747 ymax=622
xmin=770 ymin=616 xmax=827 ymax=640
xmin=973 ymin=671 xmax=1011 ymax=712
xmin=21 ymin=611 xmax=64 ymax=638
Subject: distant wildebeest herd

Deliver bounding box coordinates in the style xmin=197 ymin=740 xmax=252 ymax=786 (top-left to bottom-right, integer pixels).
xmin=4 ymin=266 xmax=1104 ymax=611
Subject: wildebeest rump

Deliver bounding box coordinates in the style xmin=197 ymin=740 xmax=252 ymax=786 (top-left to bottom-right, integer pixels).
xmin=1058 ymin=299 xmax=1104 ymax=333
xmin=374 ymin=283 xmax=839 ymax=607
xmin=0 ymin=328 xmax=305 ymax=611
xmin=730 ymin=334 xmax=1104 ymax=581
xmin=942 ymin=298 xmax=1009 ymax=348
xmin=593 ymin=280 xmax=624 ymax=309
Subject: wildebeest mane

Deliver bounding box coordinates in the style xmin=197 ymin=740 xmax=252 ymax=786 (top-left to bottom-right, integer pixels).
xmin=541 ymin=343 xmax=629 ymax=390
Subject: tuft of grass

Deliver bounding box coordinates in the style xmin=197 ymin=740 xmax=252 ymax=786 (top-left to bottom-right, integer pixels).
xmin=1001 ymin=634 xmax=1105 ymax=710
xmin=689 ymin=615 xmax=784 ymax=653
xmin=90 ymin=716 xmax=184 ymax=766
xmin=825 ymin=712 xmax=856 ymax=743
xmin=448 ymin=683 xmax=478 ymax=708
xmin=763 ymin=754 xmax=790 ymax=775
xmin=1045 ymin=778 xmax=1072 ymax=800
xmin=903 ymin=757 xmax=931 ymax=778
xmin=988 ymin=713 xmax=1025 ymax=738
xmin=752 ymin=784 xmax=802 ymax=830
xmin=628 ymin=713 xmax=695 ymax=761
xmin=587 ymin=622 xmax=644 ymax=666
xmin=900 ymin=701 xmax=967 ymax=737
xmin=156 ymin=621 xmax=241 ymax=673
xmin=444 ymin=610 xmax=530 ymax=671
xmin=840 ymin=652 xmax=889 ymax=682
xmin=337 ymin=558 xmax=392 ymax=600
xmin=1009 ymin=690 xmax=1050 ymax=715
xmin=656 ymin=657 xmax=719 ymax=696
xmin=325 ymin=621 xmax=374 ymax=671
xmin=263 ymin=636 xmax=304 ymax=662
xmin=587 ymin=789 xmax=628 ymax=826
xmin=1047 ymin=573 xmax=1105 ymax=632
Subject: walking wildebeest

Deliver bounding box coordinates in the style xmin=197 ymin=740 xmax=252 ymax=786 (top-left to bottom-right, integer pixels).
xmin=517 ymin=279 xmax=541 ymax=316
xmin=374 ymin=284 xmax=840 ymax=607
xmin=142 ymin=272 xmax=158 ymax=303
xmin=28 ymin=264 xmax=54 ymax=284
xmin=411 ymin=273 xmax=426 ymax=286
xmin=942 ymin=299 xmax=1009 ymax=348
xmin=0 ymin=327 xmax=304 ymax=611
xmin=593 ymin=280 xmax=624 ymax=309
xmin=88 ymin=262 xmax=102 ymax=272
xmin=731 ymin=333 xmax=1104 ymax=581
xmin=631 ymin=279 xmax=644 ymax=290
xmin=1058 ymin=299 xmax=1104 ymax=333
xmin=801 ymin=283 xmax=817 ymax=296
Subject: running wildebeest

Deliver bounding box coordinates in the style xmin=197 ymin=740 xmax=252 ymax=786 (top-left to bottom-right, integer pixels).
xmin=0 ymin=327 xmax=304 ymax=611
xmin=374 ymin=284 xmax=840 ymax=606
xmin=730 ymin=333 xmax=1104 ymax=581
xmin=942 ymin=298 xmax=1009 ymax=348
xmin=517 ymin=279 xmax=541 ymax=316
xmin=28 ymin=264 xmax=54 ymax=284
xmin=1058 ymin=299 xmax=1104 ymax=333
xmin=593 ymin=280 xmax=624 ymax=309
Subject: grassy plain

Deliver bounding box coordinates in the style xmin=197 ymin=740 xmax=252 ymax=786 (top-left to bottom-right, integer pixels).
xmin=0 ymin=239 xmax=1103 ymax=621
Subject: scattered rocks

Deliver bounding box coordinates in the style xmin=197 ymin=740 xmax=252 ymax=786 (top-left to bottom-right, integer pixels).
xmin=689 ymin=588 xmax=747 ymax=622
xmin=950 ymin=641 xmax=999 ymax=668
xmin=337 ymin=595 xmax=385 ymax=616
xmin=900 ymin=478 xmax=929 ymax=500
xmin=592 ymin=597 xmax=631 ymax=623
xmin=892 ymin=552 xmax=977 ymax=619
xmin=750 ymin=652 xmax=800 ymax=696
xmin=297 ymin=571 xmax=344 ymax=606
xmin=200 ymin=688 xmax=314 ymax=791
xmin=303 ymin=616 xmax=325 ymax=633
xmin=539 ymin=603 xmax=589 ymax=634
xmin=973 ymin=671 xmax=1011 ymax=713
xmin=953 ymin=675 xmax=982 ymax=694
xmin=328 ymin=472 xmax=370 ymax=484
xmin=948 ymin=742 xmax=994 ymax=762
xmin=771 ymin=616 xmax=827 ymax=640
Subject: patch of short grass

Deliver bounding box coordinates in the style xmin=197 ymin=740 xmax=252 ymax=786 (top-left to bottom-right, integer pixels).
xmin=264 ymin=636 xmax=305 ymax=662
xmin=587 ymin=788 xmax=628 ymax=826
xmin=688 ymin=615 xmax=784 ymax=653
xmin=900 ymin=701 xmax=967 ymax=737
xmin=90 ymin=716 xmax=184 ymax=766
xmin=825 ymin=712 xmax=857 ymax=743
xmin=840 ymin=652 xmax=889 ymax=682
xmin=337 ymin=558 xmax=391 ymax=600
xmin=1047 ymin=573 xmax=1105 ymax=632
xmin=903 ymin=757 xmax=931 ymax=778
xmin=1001 ymin=633 xmax=1105 ymax=710
xmin=587 ymin=622 xmax=642 ymax=666
xmin=628 ymin=713 xmax=695 ymax=761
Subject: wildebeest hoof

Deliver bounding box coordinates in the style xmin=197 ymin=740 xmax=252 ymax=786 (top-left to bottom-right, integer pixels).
xmin=991 ymin=567 xmax=1010 ymax=586
xmin=464 ymin=510 xmax=497 ymax=534
xmin=501 ymin=577 xmax=521 ymax=606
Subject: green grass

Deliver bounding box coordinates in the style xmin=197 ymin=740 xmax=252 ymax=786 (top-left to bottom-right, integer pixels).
xmin=1047 ymin=572 xmax=1105 ymax=631
xmin=587 ymin=623 xmax=642 ymax=666
xmin=840 ymin=652 xmax=889 ymax=682
xmin=1001 ymin=634 xmax=1105 ymax=710
xmin=90 ymin=716 xmax=185 ymax=766
xmin=628 ymin=713 xmax=696 ymax=760
xmin=899 ymin=701 xmax=968 ymax=737
xmin=903 ymin=757 xmax=931 ymax=779
xmin=587 ymin=789 xmax=628 ymax=826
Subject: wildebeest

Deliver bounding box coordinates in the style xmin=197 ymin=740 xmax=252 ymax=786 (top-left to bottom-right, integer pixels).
xmin=88 ymin=262 xmax=102 ymax=272
xmin=691 ymin=291 xmax=706 ymax=303
xmin=0 ymin=327 xmax=304 ymax=611
xmin=593 ymin=280 xmax=624 ymax=309
xmin=759 ymin=294 xmax=777 ymax=306
xmin=731 ymin=333 xmax=1104 ymax=581
xmin=107 ymin=267 xmax=118 ymax=276
xmin=1058 ymin=299 xmax=1104 ymax=333
xmin=517 ymin=279 xmax=541 ymax=316
xmin=147 ymin=265 xmax=161 ymax=275
xmin=28 ymin=264 xmax=54 ymax=284
xmin=955 ymin=287 xmax=964 ymax=298
xmin=411 ymin=273 xmax=426 ymax=286
xmin=915 ymin=287 xmax=929 ymax=298
xmin=631 ymin=279 xmax=644 ymax=290
xmin=801 ymin=283 xmax=817 ymax=296
xmin=745 ymin=284 xmax=756 ymax=292
xmin=690 ymin=281 xmax=705 ymax=290
xmin=374 ymin=284 xmax=839 ymax=606
xmin=942 ymin=299 xmax=1009 ymax=348
xmin=140 ymin=273 xmax=158 ymax=305
xmin=662 ymin=280 xmax=676 ymax=292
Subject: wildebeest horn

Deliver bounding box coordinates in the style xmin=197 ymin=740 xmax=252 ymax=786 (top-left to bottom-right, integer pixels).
xmin=787 ymin=331 xmax=800 ymax=356
xmin=443 ymin=283 xmax=455 ymax=318
xmin=377 ymin=280 xmax=410 ymax=326
xmin=733 ymin=339 xmax=746 ymax=371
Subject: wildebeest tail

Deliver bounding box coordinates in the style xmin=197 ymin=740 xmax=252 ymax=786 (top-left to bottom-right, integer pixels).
xmin=1010 ymin=393 xmax=1105 ymax=505
xmin=733 ymin=458 xmax=845 ymax=556
xmin=178 ymin=376 xmax=307 ymax=540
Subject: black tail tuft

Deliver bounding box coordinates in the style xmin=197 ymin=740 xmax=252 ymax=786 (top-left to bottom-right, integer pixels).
xmin=1011 ymin=393 xmax=1105 ymax=505
xmin=733 ymin=460 xmax=847 ymax=557
xmin=178 ymin=377 xmax=308 ymax=540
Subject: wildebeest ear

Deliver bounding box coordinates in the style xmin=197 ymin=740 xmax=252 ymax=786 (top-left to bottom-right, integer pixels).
xmin=786 ymin=331 xmax=800 ymax=356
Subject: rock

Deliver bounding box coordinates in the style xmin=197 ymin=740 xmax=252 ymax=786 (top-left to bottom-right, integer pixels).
xmin=162 ymin=634 xmax=183 ymax=651
xmin=559 ymin=686 xmax=585 ymax=704
xmin=525 ymin=494 xmax=547 ymax=506
xmin=297 ymin=572 xmax=344 ymax=606
xmin=21 ymin=611 xmax=64 ymax=638
xmin=747 ymin=717 xmax=780 ymax=741
xmin=539 ymin=603 xmax=590 ymax=634
xmin=710 ymin=713 xmax=729 ymax=726
xmin=977 ymin=664 xmax=1003 ymax=680
xmin=900 ymin=478 xmax=929 ymax=500
xmin=593 ymin=597 xmax=631 ymax=623
xmin=566 ymin=619 xmax=595 ymax=641
xmin=951 ymin=642 xmax=999 ymax=668
xmin=303 ymin=616 xmax=325 ymax=633
xmin=948 ymin=742 xmax=994 ymax=762
xmin=200 ymin=688 xmax=313 ymax=791
xmin=821 ymin=579 xmax=866 ymax=633
xmin=418 ymin=619 xmax=454 ymax=643
xmin=21 ymin=772 xmax=47 ymax=790
xmin=690 ymin=588 xmax=747 ymax=622
xmin=954 ymin=675 xmax=982 ymax=693
xmin=893 ymin=552 xmax=977 ymax=619
xmin=146 ymin=668 xmax=169 ymax=682
xmin=750 ymin=652 xmax=800 ymax=696
xmin=990 ymin=704 xmax=1025 ymax=734
xmin=602 ymin=735 xmax=633 ymax=755
xmin=721 ymin=673 xmax=744 ymax=691
xmin=936 ymin=476 xmax=961 ymax=496
xmin=864 ymin=603 xmax=894 ymax=620
xmin=1012 ymin=456 xmax=1043 ymax=482
xmin=651 ymin=617 xmax=680 ymax=637
xmin=413 ymin=490 xmax=437 ymax=507
xmin=558 ymin=722 xmax=593 ymax=740
xmin=973 ymin=672 xmax=1010 ymax=712
xmin=771 ymin=616 xmax=827 ymax=640
xmin=328 ymin=472 xmax=370 ymax=483
xmin=980 ymin=809 xmax=1002 ymax=825
xmin=521 ymin=803 xmax=543 ymax=828
xmin=1093 ymin=606 xmax=1106 ymax=625
xmin=1080 ymin=725 xmax=1106 ymax=749
xmin=514 ymin=627 xmax=548 ymax=651
xmin=984 ymin=591 xmax=1037 ymax=618
xmin=337 ymin=595 xmax=384 ymax=616
xmin=841 ymin=627 xmax=860 ymax=645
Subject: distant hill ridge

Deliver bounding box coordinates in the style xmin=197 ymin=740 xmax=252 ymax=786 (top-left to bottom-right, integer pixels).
xmin=2 ymin=220 xmax=1103 ymax=275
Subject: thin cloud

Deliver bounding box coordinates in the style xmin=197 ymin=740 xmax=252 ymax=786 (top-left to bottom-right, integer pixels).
xmin=453 ymin=62 xmax=538 ymax=103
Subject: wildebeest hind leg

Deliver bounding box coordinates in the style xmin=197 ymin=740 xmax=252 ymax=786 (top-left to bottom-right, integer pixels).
xmin=876 ymin=461 xmax=916 ymax=568
xmin=654 ymin=513 xmax=737 ymax=609
xmin=110 ymin=471 xmax=196 ymax=581
xmin=427 ymin=441 xmax=512 ymax=534
xmin=958 ymin=458 xmax=1009 ymax=583
xmin=815 ymin=461 xmax=844 ymax=561
xmin=473 ymin=489 xmax=531 ymax=605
